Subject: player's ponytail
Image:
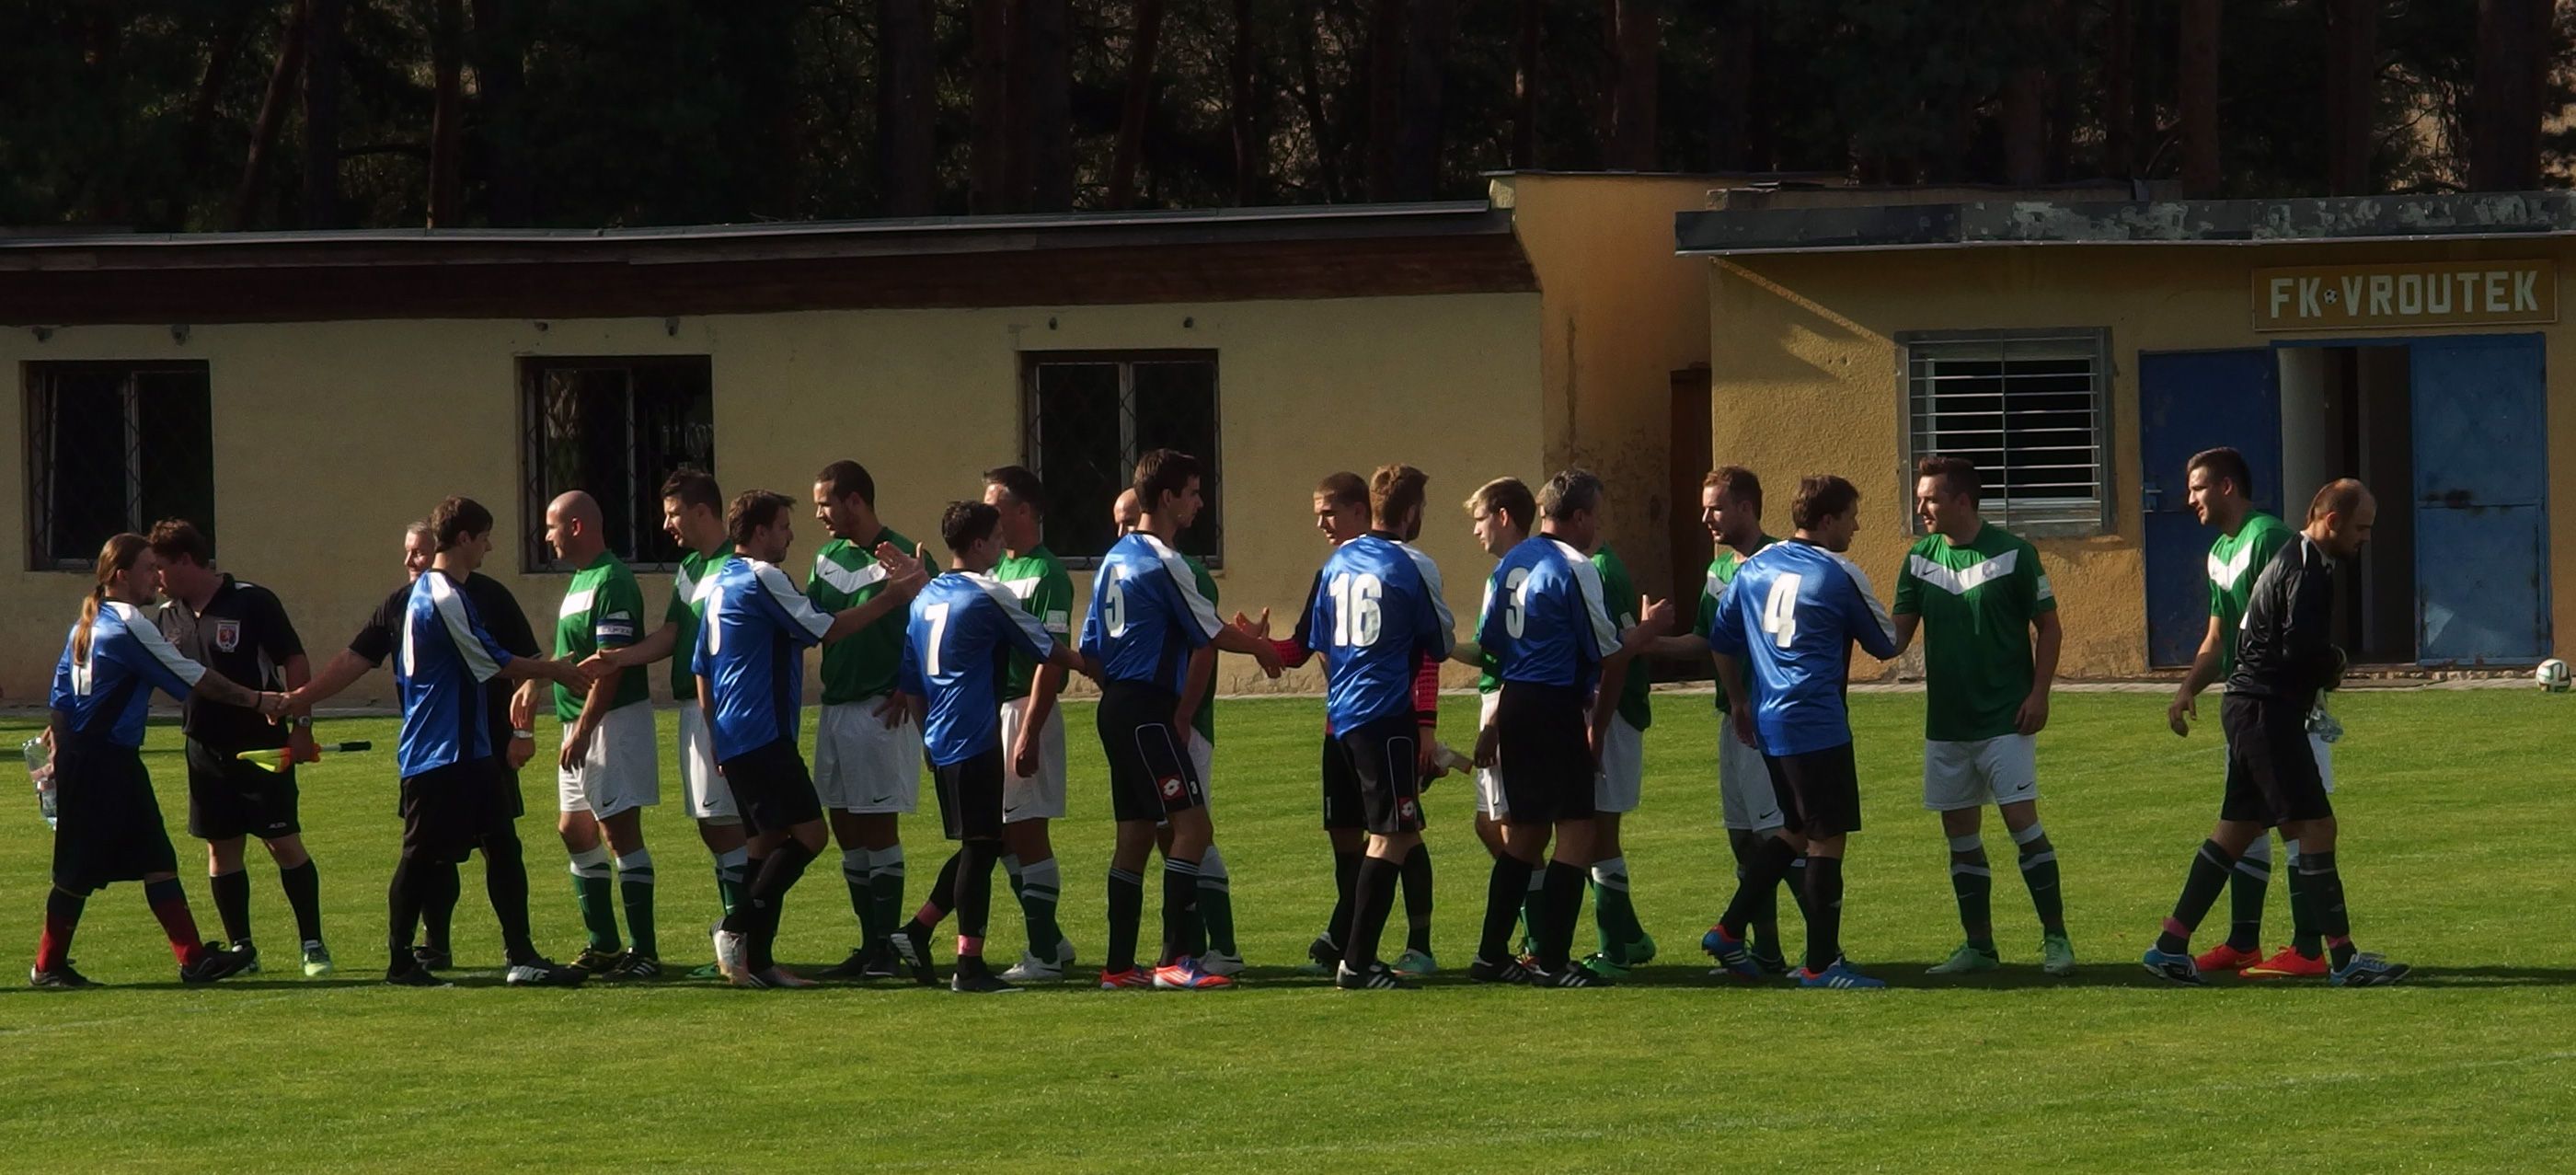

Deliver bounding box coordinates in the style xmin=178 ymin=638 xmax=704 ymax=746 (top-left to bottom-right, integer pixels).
xmin=74 ymin=534 xmax=150 ymax=664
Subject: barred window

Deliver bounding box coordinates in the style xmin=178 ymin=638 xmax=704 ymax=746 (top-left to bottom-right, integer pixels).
xmin=1021 ymin=351 xmax=1221 ymax=567
xmin=521 ymin=357 xmax=714 ymax=570
xmin=1902 ymin=330 xmax=2112 ymax=534
xmin=24 ymin=362 xmax=214 ymax=570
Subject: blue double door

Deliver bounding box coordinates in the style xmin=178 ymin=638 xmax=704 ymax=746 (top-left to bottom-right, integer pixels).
xmin=2140 ymin=333 xmax=2550 ymax=667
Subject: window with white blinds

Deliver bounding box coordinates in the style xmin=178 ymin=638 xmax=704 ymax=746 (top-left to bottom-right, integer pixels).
xmin=1902 ymin=330 xmax=2111 ymax=534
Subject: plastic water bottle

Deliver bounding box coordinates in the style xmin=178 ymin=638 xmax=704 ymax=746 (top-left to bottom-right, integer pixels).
xmin=22 ymin=738 xmax=55 ymax=830
xmin=2306 ymin=705 xmax=2344 ymax=745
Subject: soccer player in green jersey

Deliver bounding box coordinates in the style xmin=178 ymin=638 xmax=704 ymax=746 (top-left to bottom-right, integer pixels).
xmin=1580 ymin=540 xmax=1657 ymax=978
xmin=1889 ymin=457 xmax=2071 ymax=977
xmin=982 ymin=466 xmax=1081 ymax=982
xmin=586 ymin=470 xmax=751 ymax=980
xmin=544 ymin=491 xmax=663 ymax=979
xmin=2163 ymin=446 xmax=2329 ymax=980
xmin=806 ymin=460 xmax=927 ymax=982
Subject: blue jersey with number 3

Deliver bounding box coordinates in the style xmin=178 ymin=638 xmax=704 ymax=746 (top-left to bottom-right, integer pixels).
xmin=1305 ymin=534 xmax=1454 ymax=731
xmin=1477 ymin=536 xmax=1620 ymax=692
xmin=903 ymin=571 xmax=1057 ymax=766
xmin=1078 ymin=532 xmax=1222 ymax=696
xmin=1707 ymin=538 xmax=1899 ymax=756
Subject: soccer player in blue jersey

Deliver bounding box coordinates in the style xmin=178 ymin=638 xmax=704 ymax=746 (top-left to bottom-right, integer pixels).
xmin=1079 ymin=449 xmax=1282 ymax=991
xmin=890 ymin=501 xmax=1089 ymax=993
xmin=1470 ymin=469 xmax=1673 ymax=988
xmin=1293 ymin=465 xmax=1453 ymax=990
xmin=329 ymin=497 xmax=599 ymax=987
xmin=32 ymin=534 xmax=278 ymax=988
xmin=696 ymin=490 xmax=926 ymax=988
xmin=1701 ymin=475 xmax=1901 ymax=990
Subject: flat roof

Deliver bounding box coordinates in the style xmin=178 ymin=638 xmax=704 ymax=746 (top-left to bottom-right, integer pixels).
xmin=1676 ymin=190 xmax=2576 ymax=256
xmin=0 ymin=202 xmax=1538 ymax=325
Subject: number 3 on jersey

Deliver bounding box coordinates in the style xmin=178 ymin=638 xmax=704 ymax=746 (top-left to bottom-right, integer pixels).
xmin=1760 ymin=572 xmax=1802 ymax=649
xmin=1501 ymin=567 xmax=1533 ymax=639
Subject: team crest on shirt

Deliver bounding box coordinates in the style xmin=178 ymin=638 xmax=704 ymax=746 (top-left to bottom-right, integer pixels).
xmin=1158 ymin=774 xmax=1184 ymax=800
xmin=212 ymin=619 xmax=242 ymax=653
xmin=1397 ymin=798 xmax=1419 ymax=822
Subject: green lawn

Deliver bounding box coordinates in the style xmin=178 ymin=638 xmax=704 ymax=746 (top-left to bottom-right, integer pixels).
xmin=1 ymin=691 xmax=2570 ymax=1170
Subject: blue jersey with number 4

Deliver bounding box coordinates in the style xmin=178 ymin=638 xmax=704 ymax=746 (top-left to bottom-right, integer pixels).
xmin=1707 ymin=538 xmax=1899 ymax=756
xmin=1306 ymin=534 xmax=1454 ymax=731
xmin=1078 ymin=532 xmax=1222 ymax=696
xmin=1477 ymin=536 xmax=1620 ymax=691
xmin=903 ymin=571 xmax=1057 ymax=766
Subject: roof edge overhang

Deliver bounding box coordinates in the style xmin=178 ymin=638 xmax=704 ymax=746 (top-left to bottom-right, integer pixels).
xmin=1676 ymin=190 xmax=2576 ymax=257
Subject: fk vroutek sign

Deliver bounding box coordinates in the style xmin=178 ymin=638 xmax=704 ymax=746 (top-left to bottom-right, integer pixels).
xmin=2251 ymin=259 xmax=2556 ymax=331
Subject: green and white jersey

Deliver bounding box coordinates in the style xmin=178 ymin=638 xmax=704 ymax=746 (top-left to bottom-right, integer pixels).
xmin=1472 ymin=585 xmax=1500 ymax=695
xmin=2208 ymin=511 xmax=2294 ymax=680
xmin=1187 ymin=554 xmax=1218 ymax=745
xmin=1695 ymin=535 xmax=1777 ymax=715
xmin=554 ymin=549 xmax=651 ymax=721
xmin=664 ymin=547 xmax=720 ymax=700
xmin=807 ymin=527 xmax=915 ymax=705
xmin=995 ymin=545 xmax=1075 ymax=703
xmin=1892 ymin=524 xmax=2055 ymax=743
xmin=1591 ymin=545 xmax=1651 ymax=731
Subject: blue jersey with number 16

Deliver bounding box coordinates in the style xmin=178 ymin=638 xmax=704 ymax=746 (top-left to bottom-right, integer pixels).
xmin=903 ymin=571 xmax=1057 ymax=766
xmin=1477 ymin=536 xmax=1620 ymax=691
xmin=1306 ymin=534 xmax=1454 ymax=731
xmin=1078 ymin=531 xmax=1222 ymax=696
xmin=1707 ymin=538 xmax=1899 ymax=757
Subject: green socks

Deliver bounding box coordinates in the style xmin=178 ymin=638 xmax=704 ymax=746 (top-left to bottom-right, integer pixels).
xmin=615 ymin=849 xmax=656 ymax=958
xmin=569 ymin=845 xmax=619 ymax=953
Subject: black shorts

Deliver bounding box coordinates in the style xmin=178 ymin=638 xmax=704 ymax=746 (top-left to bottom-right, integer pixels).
xmin=185 ymin=739 xmax=301 ymax=841
xmin=933 ymin=745 xmax=1006 ymax=842
xmin=2220 ymin=694 xmax=2333 ymax=826
xmin=51 ymin=735 xmax=180 ymax=894
xmin=399 ymin=758 xmax=522 ymax=865
xmin=1764 ymin=743 xmax=1863 ymax=836
xmin=1338 ymin=712 xmax=1427 ymax=835
xmin=718 ymin=738 xmax=825 ymax=839
xmin=1494 ymin=680 xmax=1593 ymax=826
xmin=1097 ymin=682 xmax=1206 ymax=824
xmin=1320 ymin=731 xmax=1365 ymax=831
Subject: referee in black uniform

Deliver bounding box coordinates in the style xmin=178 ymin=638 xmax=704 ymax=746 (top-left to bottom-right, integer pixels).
xmin=147 ymin=520 xmax=333 ymax=977
xmin=2141 ymin=478 xmax=2409 ymax=987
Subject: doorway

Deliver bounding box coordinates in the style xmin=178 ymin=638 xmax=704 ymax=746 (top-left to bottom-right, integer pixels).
xmin=2274 ymin=344 xmax=2415 ymax=662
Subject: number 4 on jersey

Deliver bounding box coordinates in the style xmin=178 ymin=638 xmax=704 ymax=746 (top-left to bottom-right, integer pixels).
xmin=1761 ymin=572 xmax=1802 ymax=649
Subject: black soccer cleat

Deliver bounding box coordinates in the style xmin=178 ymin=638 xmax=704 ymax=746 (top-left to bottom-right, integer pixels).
xmin=29 ymin=962 xmax=98 ymax=990
xmin=412 ymin=944 xmax=454 ymax=972
xmin=1335 ymin=961 xmax=1415 ymax=991
xmin=178 ymin=943 xmax=257 ymax=985
xmin=949 ymin=969 xmax=1022 ymax=995
xmin=1527 ymin=962 xmax=1614 ymax=989
xmin=504 ymin=955 xmax=590 ymax=988
xmin=891 ymin=925 xmax=937 ymax=985
xmin=1305 ymin=934 xmax=1344 ymax=973
xmin=1467 ymin=956 xmax=1532 ymax=985
xmin=384 ymin=966 xmax=452 ymax=988
xmin=816 ymin=947 xmax=878 ymax=980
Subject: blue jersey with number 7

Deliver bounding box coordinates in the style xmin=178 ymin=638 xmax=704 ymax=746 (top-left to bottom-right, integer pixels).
xmin=902 ymin=571 xmax=1057 ymax=766
xmin=1706 ymin=538 xmax=1899 ymax=756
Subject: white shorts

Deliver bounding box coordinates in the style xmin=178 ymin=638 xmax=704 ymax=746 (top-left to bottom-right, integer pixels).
xmin=1190 ymin=732 xmax=1213 ymax=808
xmin=1718 ymin=719 xmax=1784 ymax=833
xmin=2312 ymin=731 xmax=2336 ymax=794
xmin=557 ymin=703 xmax=661 ymax=819
xmin=1473 ymin=691 xmax=1506 ymax=820
xmin=676 ymin=705 xmax=736 ymax=822
xmin=1593 ymin=715 xmax=1643 ymax=814
xmin=1922 ymin=733 xmax=2040 ymax=812
xmin=814 ymin=699 xmax=924 ymax=814
xmin=998 ymin=697 xmax=1067 ymax=824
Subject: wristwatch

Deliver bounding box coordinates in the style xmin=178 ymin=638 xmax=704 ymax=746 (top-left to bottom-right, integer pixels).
xmin=511 ymin=729 xmax=536 ymax=742
xmin=292 ymin=716 xmax=314 ymax=730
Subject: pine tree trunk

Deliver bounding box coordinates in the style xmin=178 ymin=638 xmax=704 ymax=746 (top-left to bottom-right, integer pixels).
xmin=2103 ymin=0 xmax=2134 ymax=177
xmin=2323 ymin=0 xmax=2377 ymax=194
xmin=2178 ymin=0 xmax=2220 ymax=197
xmin=2001 ymin=0 xmax=2048 ymax=186
xmin=1512 ymin=0 xmax=1540 ymax=168
xmin=185 ymin=0 xmax=259 ymax=185
xmin=877 ymin=0 xmax=936 ymax=216
xmin=228 ymin=0 xmax=307 ymax=230
xmin=1023 ymin=0 xmax=1073 ymax=211
xmin=971 ymin=0 xmax=1015 ymax=212
xmin=469 ymin=0 xmax=531 ymax=225
xmin=2470 ymin=0 xmax=2547 ymax=190
xmin=300 ymin=0 xmax=344 ymax=227
xmin=1108 ymin=0 xmax=1167 ymax=209
xmin=1230 ymin=0 xmax=1267 ymax=203
xmin=1364 ymin=0 xmax=1404 ymax=200
xmin=428 ymin=0 xmax=464 ymax=225
xmin=1396 ymin=0 xmax=1456 ymax=197
xmin=1609 ymin=0 xmax=1660 ymax=170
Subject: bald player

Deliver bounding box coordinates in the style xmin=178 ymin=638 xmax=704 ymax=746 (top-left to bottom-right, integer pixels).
xmin=544 ymin=491 xmax=662 ymax=978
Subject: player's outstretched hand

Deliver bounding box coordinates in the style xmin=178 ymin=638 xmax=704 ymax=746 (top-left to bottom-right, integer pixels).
xmin=1639 ymin=593 xmax=1677 ymax=635
xmin=552 ymin=657 xmax=604 ymax=690
xmin=1230 ymin=607 xmax=1272 ymax=639
xmin=873 ymin=541 xmax=930 ymax=598
xmin=1248 ymin=635 xmax=1284 ymax=679
xmin=2166 ymin=692 xmax=2195 ymax=737
xmin=580 ymin=648 xmax=626 ymax=674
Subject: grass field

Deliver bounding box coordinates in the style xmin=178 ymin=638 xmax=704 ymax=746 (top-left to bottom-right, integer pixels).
xmin=0 ymin=689 xmax=2570 ymax=1170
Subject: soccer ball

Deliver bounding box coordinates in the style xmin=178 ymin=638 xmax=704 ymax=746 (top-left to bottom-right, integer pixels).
xmin=2536 ymin=659 xmax=2571 ymax=693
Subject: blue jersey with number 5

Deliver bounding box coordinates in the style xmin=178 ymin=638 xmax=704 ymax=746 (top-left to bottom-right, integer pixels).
xmin=1078 ymin=531 xmax=1223 ymax=696
xmin=1707 ymin=538 xmax=1899 ymax=756
xmin=1477 ymin=536 xmax=1620 ymax=692
xmin=902 ymin=571 xmax=1056 ymax=766
xmin=1306 ymin=534 xmax=1454 ymax=731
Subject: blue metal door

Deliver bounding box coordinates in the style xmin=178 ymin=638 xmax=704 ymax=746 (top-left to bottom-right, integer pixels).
xmin=2139 ymin=350 xmax=2282 ymax=666
xmin=2410 ymin=333 xmax=2549 ymax=664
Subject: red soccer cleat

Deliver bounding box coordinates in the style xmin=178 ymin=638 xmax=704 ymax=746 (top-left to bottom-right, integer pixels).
xmin=1098 ymin=967 xmax=1155 ymax=990
xmin=2241 ymin=947 xmax=2329 ymax=979
xmin=2192 ymin=943 xmax=2263 ymax=973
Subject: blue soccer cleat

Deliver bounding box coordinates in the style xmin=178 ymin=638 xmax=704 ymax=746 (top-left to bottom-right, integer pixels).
xmin=1798 ymin=959 xmax=1886 ymax=990
xmin=1700 ymin=924 xmax=1763 ymax=981
xmin=2140 ymin=946 xmax=2205 ymax=985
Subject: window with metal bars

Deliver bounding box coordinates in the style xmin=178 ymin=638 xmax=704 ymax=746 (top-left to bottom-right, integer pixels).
xmin=520 ymin=357 xmax=714 ymax=570
xmin=1900 ymin=330 xmax=2112 ymax=535
xmin=1021 ymin=351 xmax=1221 ymax=567
xmin=24 ymin=362 xmax=215 ymax=570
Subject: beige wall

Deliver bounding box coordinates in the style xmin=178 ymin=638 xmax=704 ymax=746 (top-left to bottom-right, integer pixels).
xmin=1710 ymin=237 xmax=2576 ymax=676
xmin=1497 ymin=174 xmax=1722 ymax=603
xmin=2 ymin=293 xmax=1544 ymax=702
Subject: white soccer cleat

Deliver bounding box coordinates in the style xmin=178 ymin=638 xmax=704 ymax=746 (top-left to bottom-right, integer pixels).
xmin=999 ymin=951 xmax=1065 ymax=983
xmin=711 ymin=927 xmax=748 ymax=983
xmin=1198 ymin=949 xmax=1246 ymax=977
